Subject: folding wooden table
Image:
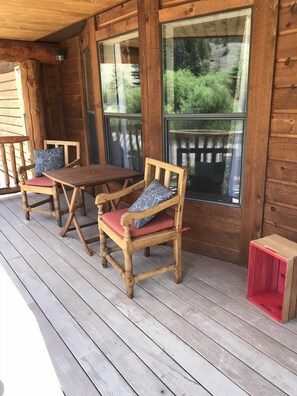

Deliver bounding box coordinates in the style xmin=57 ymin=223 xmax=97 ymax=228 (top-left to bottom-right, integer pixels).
xmin=44 ymin=164 xmax=141 ymax=256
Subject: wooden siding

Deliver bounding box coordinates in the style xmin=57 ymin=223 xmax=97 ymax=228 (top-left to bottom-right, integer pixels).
xmin=239 ymin=0 xmax=279 ymax=264
xmin=59 ymin=37 xmax=90 ymax=165
xmin=37 ymin=0 xmax=283 ymax=264
xmin=0 ymin=70 xmax=26 ymax=137
xmin=41 ymin=65 xmax=65 ymax=141
xmin=263 ymin=0 xmax=297 ymax=242
xmin=87 ymin=0 xmax=279 ymax=265
xmin=0 ymin=69 xmax=30 ymax=183
xmin=95 ymin=0 xmax=138 ymax=41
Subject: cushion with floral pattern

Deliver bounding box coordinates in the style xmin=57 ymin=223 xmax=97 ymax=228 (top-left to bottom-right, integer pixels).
xmin=128 ymin=179 xmax=174 ymax=228
xmin=34 ymin=147 xmax=64 ymax=177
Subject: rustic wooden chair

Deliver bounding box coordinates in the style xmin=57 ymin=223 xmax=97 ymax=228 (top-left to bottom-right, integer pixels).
xmin=96 ymin=158 xmax=187 ymax=298
xmin=18 ymin=140 xmax=85 ymax=227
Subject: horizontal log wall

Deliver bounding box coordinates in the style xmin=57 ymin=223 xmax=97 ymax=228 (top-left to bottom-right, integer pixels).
xmin=0 ymin=68 xmax=30 ymax=181
xmin=263 ymin=0 xmax=297 ymax=241
xmin=0 ymin=70 xmax=26 ymax=137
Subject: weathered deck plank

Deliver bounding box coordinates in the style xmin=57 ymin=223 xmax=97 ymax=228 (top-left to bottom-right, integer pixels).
xmin=1 ymin=192 xmax=297 ymax=395
xmin=0 ymin=254 xmax=100 ymax=396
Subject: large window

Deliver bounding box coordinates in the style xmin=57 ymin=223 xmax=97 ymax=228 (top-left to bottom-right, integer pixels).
xmin=98 ymin=31 xmax=143 ymax=171
xmin=163 ymin=9 xmax=251 ymax=204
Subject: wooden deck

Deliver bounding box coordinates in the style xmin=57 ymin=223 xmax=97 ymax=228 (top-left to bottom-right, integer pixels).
xmin=1 ymin=192 xmax=297 ymax=395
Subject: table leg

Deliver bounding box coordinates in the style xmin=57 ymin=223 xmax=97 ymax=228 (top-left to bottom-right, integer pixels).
xmin=59 ymin=185 xmax=78 ymax=237
xmin=104 ymin=179 xmax=130 ymax=211
xmin=59 ymin=186 xmax=93 ymax=256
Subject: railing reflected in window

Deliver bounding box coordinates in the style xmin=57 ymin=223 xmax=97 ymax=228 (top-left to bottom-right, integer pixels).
xmin=162 ymin=8 xmax=251 ymax=205
xmin=105 ymin=116 xmax=143 ymax=172
xmin=167 ymin=119 xmax=243 ymax=204
xmin=98 ymin=31 xmax=143 ymax=172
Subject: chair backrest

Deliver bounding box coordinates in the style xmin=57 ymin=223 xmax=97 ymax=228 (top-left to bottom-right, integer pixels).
xmin=43 ymin=140 xmax=80 ymax=166
xmin=144 ymin=158 xmax=187 ymax=229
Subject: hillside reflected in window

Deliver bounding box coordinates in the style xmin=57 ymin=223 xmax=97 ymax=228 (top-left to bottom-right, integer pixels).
xmin=163 ymin=9 xmax=251 ymax=204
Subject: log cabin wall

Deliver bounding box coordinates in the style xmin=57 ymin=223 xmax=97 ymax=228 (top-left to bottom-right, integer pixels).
xmin=0 ymin=68 xmax=26 ymax=138
xmin=87 ymin=0 xmax=279 ymax=265
xmin=58 ymin=36 xmax=90 ymax=165
xmin=41 ymin=65 xmax=65 ymax=141
xmin=263 ymin=0 xmax=297 ymax=241
xmin=0 ymin=66 xmax=31 ymax=180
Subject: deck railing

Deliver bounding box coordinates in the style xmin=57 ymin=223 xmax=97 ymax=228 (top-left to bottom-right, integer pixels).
xmin=0 ymin=135 xmax=29 ymax=195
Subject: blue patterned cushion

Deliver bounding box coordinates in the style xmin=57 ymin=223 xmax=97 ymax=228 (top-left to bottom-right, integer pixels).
xmin=34 ymin=147 xmax=64 ymax=177
xmin=128 ymin=179 xmax=175 ymax=228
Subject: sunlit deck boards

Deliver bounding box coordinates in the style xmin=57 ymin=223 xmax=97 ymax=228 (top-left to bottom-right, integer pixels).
xmin=1 ymin=192 xmax=297 ymax=395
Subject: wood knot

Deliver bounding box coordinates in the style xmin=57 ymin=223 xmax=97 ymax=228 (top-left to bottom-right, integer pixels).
xmin=187 ymin=7 xmax=194 ymax=14
xmin=271 ymin=206 xmax=276 ymax=212
xmin=290 ymin=2 xmax=297 ymax=15
xmin=284 ymin=57 xmax=291 ymax=66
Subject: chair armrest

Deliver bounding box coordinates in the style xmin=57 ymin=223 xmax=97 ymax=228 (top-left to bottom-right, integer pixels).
xmin=121 ymin=195 xmax=180 ymax=227
xmin=18 ymin=163 xmax=35 ymax=175
xmin=95 ymin=180 xmax=145 ymax=205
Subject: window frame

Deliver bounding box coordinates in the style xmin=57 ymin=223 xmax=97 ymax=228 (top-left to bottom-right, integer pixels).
xmin=98 ymin=29 xmax=143 ymax=171
xmin=161 ymin=8 xmax=252 ymax=207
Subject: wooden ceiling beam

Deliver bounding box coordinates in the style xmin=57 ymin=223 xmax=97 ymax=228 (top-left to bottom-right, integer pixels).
xmin=0 ymin=40 xmax=63 ymax=64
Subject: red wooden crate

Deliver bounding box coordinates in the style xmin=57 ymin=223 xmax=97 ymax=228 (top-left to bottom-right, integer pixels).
xmin=247 ymin=235 xmax=297 ymax=323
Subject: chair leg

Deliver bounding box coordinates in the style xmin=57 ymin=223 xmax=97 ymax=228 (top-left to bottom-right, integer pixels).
xmin=21 ymin=189 xmax=30 ymax=220
xmin=53 ymin=187 xmax=62 ymax=227
xmin=173 ymin=235 xmax=182 ymax=284
xmin=124 ymin=252 xmax=134 ymax=299
xmin=80 ymin=189 xmax=86 ymax=216
xmin=143 ymin=247 xmax=150 ymax=257
xmin=99 ymin=228 xmax=108 ymax=268
xmin=49 ymin=196 xmax=54 ymax=211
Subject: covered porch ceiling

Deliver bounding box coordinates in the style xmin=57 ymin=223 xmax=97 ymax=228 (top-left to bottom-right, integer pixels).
xmin=0 ymin=0 xmax=124 ymax=42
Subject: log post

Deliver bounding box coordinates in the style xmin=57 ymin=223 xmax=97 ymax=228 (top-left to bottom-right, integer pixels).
xmin=0 ymin=40 xmax=62 ymax=64
xmin=20 ymin=59 xmax=47 ymax=152
xmin=87 ymin=17 xmax=107 ymax=164
xmin=138 ymin=0 xmax=163 ymax=161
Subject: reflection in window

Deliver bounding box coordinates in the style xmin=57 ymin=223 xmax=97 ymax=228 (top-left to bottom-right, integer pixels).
xmin=98 ymin=31 xmax=143 ymax=171
xmin=106 ymin=117 xmax=143 ymax=172
xmin=168 ymin=119 xmax=243 ymax=203
xmin=99 ymin=32 xmax=141 ymax=114
xmin=163 ymin=9 xmax=251 ymax=204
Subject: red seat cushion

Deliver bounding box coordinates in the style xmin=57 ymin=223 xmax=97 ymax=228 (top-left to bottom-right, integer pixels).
xmin=101 ymin=208 xmax=174 ymax=238
xmin=25 ymin=176 xmax=55 ymax=187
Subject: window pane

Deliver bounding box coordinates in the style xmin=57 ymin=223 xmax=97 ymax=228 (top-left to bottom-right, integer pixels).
xmin=106 ymin=116 xmax=143 ymax=172
xmin=99 ymin=31 xmax=141 ymax=114
xmin=168 ymin=119 xmax=243 ymax=204
xmin=163 ymin=9 xmax=251 ymax=114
